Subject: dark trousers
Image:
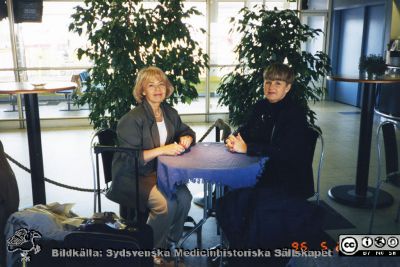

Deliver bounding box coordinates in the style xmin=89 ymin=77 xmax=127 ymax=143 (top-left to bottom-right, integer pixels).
xmin=0 ymin=204 xmax=6 ymax=267
xmin=216 ymin=187 xmax=324 ymax=267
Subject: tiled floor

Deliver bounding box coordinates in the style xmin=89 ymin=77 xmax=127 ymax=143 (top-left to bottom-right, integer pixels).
xmin=1 ymin=100 xmax=400 ymax=266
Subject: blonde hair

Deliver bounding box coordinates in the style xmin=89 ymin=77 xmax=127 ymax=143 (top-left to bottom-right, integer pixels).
xmin=133 ymin=66 xmax=174 ymax=103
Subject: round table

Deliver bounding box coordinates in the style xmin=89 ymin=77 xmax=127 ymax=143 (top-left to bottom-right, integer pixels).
xmin=0 ymin=81 xmax=77 ymax=205
xmin=157 ymin=142 xmax=267 ymax=246
xmin=327 ymin=75 xmax=400 ymax=208
xmin=157 ymin=142 xmax=267 ymax=199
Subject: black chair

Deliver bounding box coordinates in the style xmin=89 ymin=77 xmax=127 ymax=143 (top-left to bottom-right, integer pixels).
xmin=57 ymin=89 xmax=75 ymax=111
xmin=91 ymin=128 xmax=144 ymax=223
xmin=79 ymin=71 xmax=90 ymax=88
xmin=57 ymin=75 xmax=78 ymax=111
xmin=58 ymin=71 xmax=90 ymax=111
xmin=375 ymin=84 xmax=400 ymax=121
xmin=3 ymin=94 xmax=18 ymax=112
xmin=307 ymin=125 xmax=324 ymax=205
xmin=369 ymin=120 xmax=400 ymax=233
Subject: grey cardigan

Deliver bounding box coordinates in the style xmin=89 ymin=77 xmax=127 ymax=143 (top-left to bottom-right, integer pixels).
xmin=106 ymin=100 xmax=195 ymax=210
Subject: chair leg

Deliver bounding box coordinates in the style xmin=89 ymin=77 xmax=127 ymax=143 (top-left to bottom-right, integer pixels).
xmin=11 ymin=95 xmax=16 ymax=111
xmin=169 ymin=241 xmax=179 ymax=267
xmin=369 ymin=122 xmax=386 ymax=234
xmin=66 ymin=94 xmax=71 ymax=111
xmin=197 ymin=225 xmax=202 ymax=248
xmin=368 ymin=185 xmax=381 ymax=234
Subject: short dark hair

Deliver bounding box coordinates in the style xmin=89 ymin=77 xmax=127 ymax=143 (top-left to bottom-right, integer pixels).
xmin=263 ymin=63 xmax=295 ymax=84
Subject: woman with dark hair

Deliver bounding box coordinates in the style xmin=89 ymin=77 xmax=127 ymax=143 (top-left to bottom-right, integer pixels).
xmin=218 ymin=63 xmax=321 ymax=266
xmin=226 ymin=62 xmax=314 ymax=198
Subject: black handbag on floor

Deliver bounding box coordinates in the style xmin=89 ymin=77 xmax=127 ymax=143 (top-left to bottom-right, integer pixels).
xmin=63 ymin=144 xmax=153 ymax=267
xmin=64 ymin=212 xmax=153 ymax=267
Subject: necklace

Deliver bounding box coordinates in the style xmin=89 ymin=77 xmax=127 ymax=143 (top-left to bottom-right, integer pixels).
xmin=154 ymin=109 xmax=162 ymax=118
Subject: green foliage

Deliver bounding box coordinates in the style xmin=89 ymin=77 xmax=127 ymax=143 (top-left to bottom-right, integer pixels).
xmin=0 ymin=1 xmax=6 ymax=21
xmin=217 ymin=7 xmax=331 ymax=127
xmin=359 ymin=54 xmax=387 ymax=77
xmin=69 ymin=0 xmax=208 ymax=129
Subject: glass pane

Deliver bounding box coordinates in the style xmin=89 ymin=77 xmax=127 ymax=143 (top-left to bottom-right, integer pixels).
xmin=174 ymin=71 xmax=206 ymax=114
xmin=25 ymin=69 xmax=90 ymax=118
xmin=184 ymin=2 xmax=206 ymax=53
xmin=26 ymin=69 xmax=82 ymax=83
xmin=0 ymin=19 xmax=14 ymax=69
xmin=301 ymin=15 xmax=327 ymax=89
xmin=301 ymin=15 xmax=326 ymax=55
xmin=209 ymin=66 xmax=231 ymax=113
xmin=0 ymin=71 xmax=15 ymax=82
xmin=0 ymin=96 xmax=19 ymax=119
xmin=210 ymin=2 xmax=244 ymax=65
xmin=263 ymin=1 xmax=297 ymax=10
xmin=16 ymin=2 xmax=91 ymax=68
xmin=0 ymin=71 xmax=18 ymax=118
xmin=308 ymin=0 xmax=329 ymax=10
xmin=246 ymin=0 xmax=263 ymax=10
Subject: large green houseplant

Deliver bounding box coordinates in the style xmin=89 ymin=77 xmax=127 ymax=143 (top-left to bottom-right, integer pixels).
xmin=217 ymin=7 xmax=331 ymax=127
xmin=69 ymin=0 xmax=208 ymax=129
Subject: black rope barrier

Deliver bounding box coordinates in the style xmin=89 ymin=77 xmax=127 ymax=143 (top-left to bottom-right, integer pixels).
xmin=3 ymin=119 xmax=230 ymax=194
xmin=5 ymin=152 xmax=104 ymax=193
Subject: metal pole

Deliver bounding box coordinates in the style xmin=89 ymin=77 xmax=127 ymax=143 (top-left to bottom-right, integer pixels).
xmin=24 ymin=94 xmax=46 ymax=205
xmin=205 ymin=0 xmax=211 ymax=122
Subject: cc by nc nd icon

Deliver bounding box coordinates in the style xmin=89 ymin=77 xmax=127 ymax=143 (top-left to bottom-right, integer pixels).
xmin=341 ymin=236 xmax=358 ymax=255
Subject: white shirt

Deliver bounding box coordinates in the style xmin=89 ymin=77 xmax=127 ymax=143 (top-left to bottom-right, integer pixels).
xmin=157 ymin=120 xmax=168 ymax=146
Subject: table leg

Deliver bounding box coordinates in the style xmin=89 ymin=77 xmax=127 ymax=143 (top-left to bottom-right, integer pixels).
xmin=178 ymin=181 xmax=212 ymax=247
xmin=328 ymin=83 xmax=393 ymax=208
xmin=24 ymin=94 xmax=46 ymax=205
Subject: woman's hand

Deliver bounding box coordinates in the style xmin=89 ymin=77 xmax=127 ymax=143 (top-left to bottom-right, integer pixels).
xmin=225 ymin=135 xmax=236 ymax=151
xmin=225 ymin=133 xmax=247 ymax=153
xmin=179 ymin=135 xmax=193 ymax=149
xmin=160 ymin=142 xmax=186 ymax=156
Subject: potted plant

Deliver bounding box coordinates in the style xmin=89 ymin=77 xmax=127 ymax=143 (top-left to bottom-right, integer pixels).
xmin=217 ymin=7 xmax=331 ymax=127
xmin=69 ymin=0 xmax=208 ymax=129
xmin=359 ymin=54 xmax=387 ymax=78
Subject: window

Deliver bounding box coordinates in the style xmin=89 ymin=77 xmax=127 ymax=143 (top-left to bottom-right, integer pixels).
xmin=0 ymin=0 xmax=304 ymax=123
xmin=0 ymin=19 xmax=14 ymax=73
xmin=18 ymin=2 xmax=90 ymax=70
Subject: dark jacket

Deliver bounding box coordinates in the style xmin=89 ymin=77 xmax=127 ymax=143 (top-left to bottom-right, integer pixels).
xmin=0 ymin=140 xmax=19 ymax=218
xmin=236 ymin=96 xmax=314 ymax=199
xmin=0 ymin=140 xmax=19 ymax=267
xmin=106 ymin=100 xmax=195 ymax=210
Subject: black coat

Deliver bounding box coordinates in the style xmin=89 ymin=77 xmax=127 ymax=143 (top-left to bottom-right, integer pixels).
xmin=236 ymin=96 xmax=314 ymax=199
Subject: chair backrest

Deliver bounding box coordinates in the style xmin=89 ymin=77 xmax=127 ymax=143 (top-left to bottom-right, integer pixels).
xmin=378 ymin=120 xmax=400 ymax=186
xmin=375 ymin=85 xmax=400 ymax=121
xmin=70 ymin=74 xmax=82 ymax=92
xmin=92 ymin=129 xmax=143 ymax=221
xmin=198 ymin=118 xmax=231 ymax=143
xmin=306 ymin=125 xmax=324 ymax=204
xmin=79 ymin=71 xmax=90 ymax=83
xmin=215 ymin=118 xmax=232 ymax=142
xmin=370 ymin=120 xmax=400 ymax=233
xmin=95 ymin=128 xmax=118 ymax=184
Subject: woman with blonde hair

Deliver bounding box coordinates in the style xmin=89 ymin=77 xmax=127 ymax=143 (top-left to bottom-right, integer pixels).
xmin=107 ymin=66 xmax=194 ymax=256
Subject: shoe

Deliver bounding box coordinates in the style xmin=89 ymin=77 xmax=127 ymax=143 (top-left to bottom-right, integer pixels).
xmin=153 ymin=255 xmax=164 ymax=265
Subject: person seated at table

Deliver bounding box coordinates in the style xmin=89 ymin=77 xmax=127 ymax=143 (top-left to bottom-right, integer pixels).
xmin=106 ymin=66 xmax=195 ymax=254
xmin=217 ymin=62 xmax=323 ymax=266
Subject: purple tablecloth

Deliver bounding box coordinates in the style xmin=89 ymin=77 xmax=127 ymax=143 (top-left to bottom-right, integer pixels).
xmin=157 ymin=142 xmax=267 ymax=198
